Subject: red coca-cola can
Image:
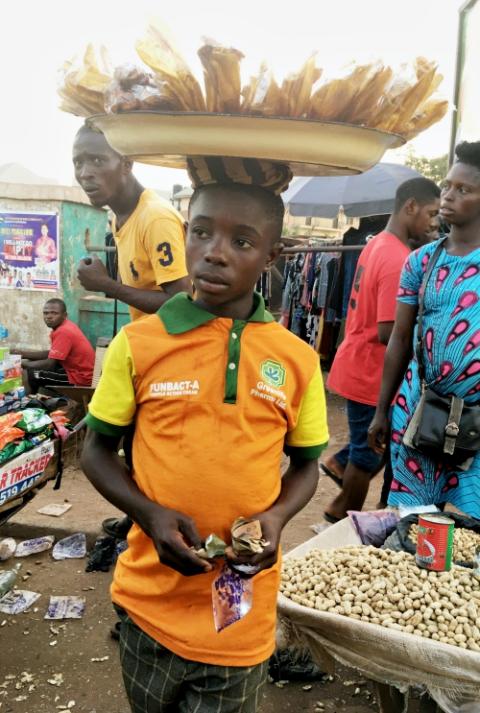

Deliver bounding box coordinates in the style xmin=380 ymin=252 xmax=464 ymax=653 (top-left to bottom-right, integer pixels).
xmin=415 ymin=515 xmax=454 ymax=571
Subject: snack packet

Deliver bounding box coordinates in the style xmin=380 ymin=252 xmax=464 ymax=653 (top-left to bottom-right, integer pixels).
xmin=17 ymin=408 xmax=52 ymax=434
xmin=135 ymin=19 xmax=206 ymax=111
xmin=241 ymin=62 xmax=283 ymax=116
xmin=212 ymin=564 xmax=253 ymax=632
xmin=198 ymin=37 xmax=244 ymax=113
xmin=0 ymin=439 xmax=31 ymax=464
xmin=0 ymin=426 xmax=24 ymax=452
xmin=104 ymin=63 xmax=182 ymax=113
xmin=194 ymin=518 xmax=268 ymax=631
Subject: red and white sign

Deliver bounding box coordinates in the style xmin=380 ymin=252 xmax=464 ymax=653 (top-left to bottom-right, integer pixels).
xmin=0 ymin=441 xmax=54 ymax=505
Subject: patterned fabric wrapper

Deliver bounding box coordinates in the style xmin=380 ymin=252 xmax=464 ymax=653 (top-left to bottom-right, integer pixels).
xmin=187 ymin=156 xmax=293 ymax=195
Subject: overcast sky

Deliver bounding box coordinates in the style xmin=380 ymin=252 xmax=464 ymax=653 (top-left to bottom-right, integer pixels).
xmin=0 ymin=0 xmax=463 ymax=192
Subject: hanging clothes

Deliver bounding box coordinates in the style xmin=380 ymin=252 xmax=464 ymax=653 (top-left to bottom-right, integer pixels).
xmin=280 ymin=247 xmax=341 ymax=355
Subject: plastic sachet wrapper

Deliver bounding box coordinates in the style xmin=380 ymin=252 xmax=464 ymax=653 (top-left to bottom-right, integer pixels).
xmin=0 ymin=426 xmax=24 ymax=452
xmin=45 ymin=595 xmax=86 ymax=620
xmin=135 ymin=19 xmax=206 ymax=111
xmin=104 ymin=63 xmax=183 ymax=113
xmin=17 ymin=408 xmax=52 ymax=434
xmin=0 ymin=537 xmax=16 ymax=562
xmin=347 ymin=509 xmax=399 ymax=547
xmin=195 ymin=517 xmax=269 ymax=632
xmin=0 ymin=411 xmax=24 ymax=451
xmin=241 ymin=62 xmax=283 ymax=116
xmin=198 ymin=37 xmax=244 ymax=113
xmin=52 ymin=533 xmax=87 ymax=560
xmin=279 ymin=54 xmax=322 ymax=118
xmin=212 ymin=563 xmax=253 ymax=633
xmin=15 ymin=535 xmax=55 ymax=557
xmin=0 ymin=438 xmax=31 ymax=464
xmin=0 ymin=589 xmax=41 ymax=614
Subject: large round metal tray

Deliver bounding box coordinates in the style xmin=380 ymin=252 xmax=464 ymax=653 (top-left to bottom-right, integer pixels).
xmin=89 ymin=112 xmax=404 ymax=177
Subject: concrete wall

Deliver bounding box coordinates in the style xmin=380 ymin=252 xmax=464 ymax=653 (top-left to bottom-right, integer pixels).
xmin=0 ymin=196 xmax=116 ymax=348
xmin=0 ymin=196 xmax=62 ymax=348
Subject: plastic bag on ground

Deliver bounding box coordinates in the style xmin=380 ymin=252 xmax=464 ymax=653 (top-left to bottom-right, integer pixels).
xmin=0 ymin=589 xmax=41 ymax=614
xmin=52 ymin=533 xmax=87 ymax=560
xmin=15 ymin=536 xmax=55 ymax=557
xmin=348 ymin=509 xmax=399 ymax=547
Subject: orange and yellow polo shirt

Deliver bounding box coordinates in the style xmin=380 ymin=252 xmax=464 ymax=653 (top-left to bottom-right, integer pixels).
xmin=113 ymin=189 xmax=187 ymax=321
xmin=86 ymin=292 xmax=328 ymax=667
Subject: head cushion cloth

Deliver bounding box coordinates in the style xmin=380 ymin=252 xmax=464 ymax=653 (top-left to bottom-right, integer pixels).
xmin=187 ymin=156 xmax=293 ymax=195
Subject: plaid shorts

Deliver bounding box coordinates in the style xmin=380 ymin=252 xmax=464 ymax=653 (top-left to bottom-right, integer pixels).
xmin=115 ymin=606 xmax=268 ymax=713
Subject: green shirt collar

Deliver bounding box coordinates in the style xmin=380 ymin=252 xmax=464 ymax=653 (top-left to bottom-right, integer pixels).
xmin=158 ymin=291 xmax=274 ymax=334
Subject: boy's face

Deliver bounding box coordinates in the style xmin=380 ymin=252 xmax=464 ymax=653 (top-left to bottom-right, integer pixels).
xmin=187 ymin=186 xmax=282 ymax=317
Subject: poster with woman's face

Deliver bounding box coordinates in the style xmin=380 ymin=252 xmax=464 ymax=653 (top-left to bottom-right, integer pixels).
xmin=0 ymin=212 xmax=59 ymax=291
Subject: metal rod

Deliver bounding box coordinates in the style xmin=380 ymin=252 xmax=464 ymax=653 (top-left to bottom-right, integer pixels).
xmin=86 ymin=245 xmax=117 ymax=253
xmin=86 ymin=242 xmax=363 ymax=255
xmin=282 ymin=244 xmax=363 ymax=254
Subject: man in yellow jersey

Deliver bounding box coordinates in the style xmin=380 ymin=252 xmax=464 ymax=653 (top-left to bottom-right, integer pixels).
xmin=81 ymin=157 xmax=329 ymax=713
xmin=73 ymin=124 xmax=191 ymax=321
xmin=73 ymin=124 xmax=192 ymax=541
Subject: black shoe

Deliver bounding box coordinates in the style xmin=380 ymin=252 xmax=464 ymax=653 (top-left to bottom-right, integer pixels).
xmin=102 ymin=516 xmax=132 ymax=540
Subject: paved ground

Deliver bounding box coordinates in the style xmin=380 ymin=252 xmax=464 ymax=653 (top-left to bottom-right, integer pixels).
xmin=0 ymin=394 xmax=418 ymax=713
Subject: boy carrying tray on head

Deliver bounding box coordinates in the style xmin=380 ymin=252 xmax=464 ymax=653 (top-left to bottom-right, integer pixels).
xmin=81 ymin=157 xmax=329 ymax=713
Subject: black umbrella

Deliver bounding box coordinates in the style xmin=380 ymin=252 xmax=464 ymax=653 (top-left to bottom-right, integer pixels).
xmin=283 ymin=162 xmax=421 ymax=218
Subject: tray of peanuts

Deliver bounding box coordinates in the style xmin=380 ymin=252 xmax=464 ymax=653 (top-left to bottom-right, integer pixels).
xmin=277 ymin=518 xmax=480 ymax=709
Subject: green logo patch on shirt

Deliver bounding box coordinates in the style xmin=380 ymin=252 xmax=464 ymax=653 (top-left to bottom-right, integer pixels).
xmin=261 ymin=360 xmax=286 ymax=388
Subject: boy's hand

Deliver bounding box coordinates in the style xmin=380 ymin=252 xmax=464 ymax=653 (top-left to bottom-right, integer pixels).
xmin=141 ymin=504 xmax=213 ymax=577
xmin=226 ymin=511 xmax=283 ymax=577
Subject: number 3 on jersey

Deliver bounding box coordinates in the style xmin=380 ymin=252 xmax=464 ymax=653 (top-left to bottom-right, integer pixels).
xmin=157 ymin=241 xmax=174 ymax=267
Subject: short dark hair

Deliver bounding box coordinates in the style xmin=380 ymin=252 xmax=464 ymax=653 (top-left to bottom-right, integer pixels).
xmin=189 ymin=183 xmax=285 ymax=241
xmin=455 ymin=141 xmax=480 ymax=173
xmin=394 ymin=177 xmax=441 ymax=212
xmin=45 ymin=298 xmax=66 ymax=312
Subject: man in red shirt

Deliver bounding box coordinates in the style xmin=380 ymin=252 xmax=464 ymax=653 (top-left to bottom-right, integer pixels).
xmin=20 ymin=298 xmax=95 ymax=393
xmin=323 ymin=178 xmax=440 ymax=521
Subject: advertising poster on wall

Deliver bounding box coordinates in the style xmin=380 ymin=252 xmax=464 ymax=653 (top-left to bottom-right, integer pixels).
xmin=0 ymin=211 xmax=59 ymax=291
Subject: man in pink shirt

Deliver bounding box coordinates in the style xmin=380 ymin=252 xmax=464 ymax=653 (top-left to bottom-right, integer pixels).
xmin=323 ymin=178 xmax=440 ymax=521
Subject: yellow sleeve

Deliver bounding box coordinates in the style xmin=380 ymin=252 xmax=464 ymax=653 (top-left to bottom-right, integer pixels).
xmin=144 ymin=216 xmax=188 ymax=287
xmin=86 ymin=330 xmax=136 ymax=436
xmin=285 ymin=364 xmax=329 ymax=459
